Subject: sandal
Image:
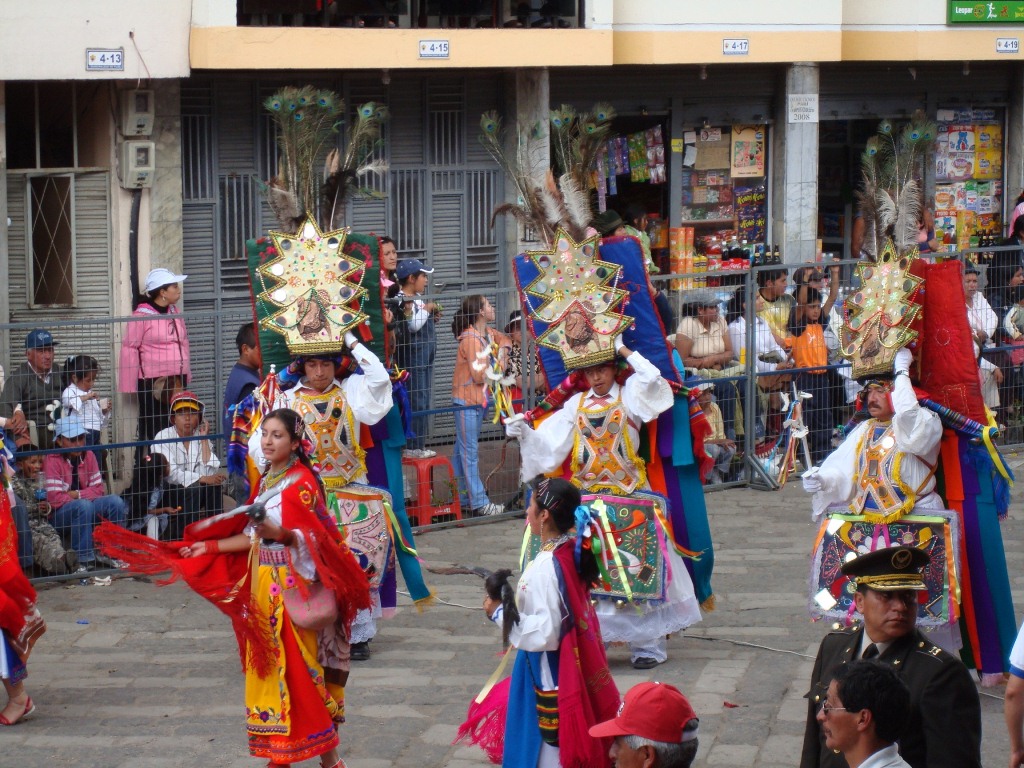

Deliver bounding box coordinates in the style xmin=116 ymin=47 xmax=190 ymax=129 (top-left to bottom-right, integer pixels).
xmin=0 ymin=696 xmax=35 ymax=726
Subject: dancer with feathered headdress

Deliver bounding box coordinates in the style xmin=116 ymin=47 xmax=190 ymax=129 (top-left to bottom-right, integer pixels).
xmin=459 ymin=100 xmax=713 ymax=768
xmin=802 ymin=115 xmax=1015 ymax=689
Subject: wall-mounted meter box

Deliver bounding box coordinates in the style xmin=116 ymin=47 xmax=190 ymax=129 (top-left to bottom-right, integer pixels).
xmin=119 ymin=140 xmax=156 ymax=188
xmin=121 ymin=89 xmax=155 ymax=136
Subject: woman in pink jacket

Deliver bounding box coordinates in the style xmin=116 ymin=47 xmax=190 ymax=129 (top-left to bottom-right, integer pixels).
xmin=118 ymin=268 xmax=192 ymax=459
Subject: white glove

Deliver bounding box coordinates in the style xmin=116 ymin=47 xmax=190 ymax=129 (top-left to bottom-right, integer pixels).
xmin=344 ymin=330 xmax=360 ymax=349
xmin=614 ymin=335 xmax=625 ymax=353
xmin=504 ymin=414 xmax=528 ymax=440
xmin=802 ymin=468 xmax=823 ymax=494
xmin=894 ymin=347 xmax=912 ymax=374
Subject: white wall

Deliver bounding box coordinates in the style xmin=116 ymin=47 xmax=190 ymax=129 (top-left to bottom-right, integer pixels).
xmin=843 ymin=0 xmax=946 ymax=27
xmin=0 ymin=1 xmax=191 ymax=80
xmin=611 ymin=0 xmax=842 ymax=28
xmin=190 ymin=0 xmax=236 ymax=28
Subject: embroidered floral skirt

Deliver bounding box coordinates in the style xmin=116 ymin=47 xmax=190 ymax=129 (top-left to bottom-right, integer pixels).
xmin=245 ymin=561 xmax=341 ymax=763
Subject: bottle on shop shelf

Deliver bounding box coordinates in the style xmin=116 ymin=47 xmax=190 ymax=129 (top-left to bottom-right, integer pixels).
xmin=771 ymin=245 xmax=781 ymax=264
xmin=694 ymin=247 xmax=708 ymax=288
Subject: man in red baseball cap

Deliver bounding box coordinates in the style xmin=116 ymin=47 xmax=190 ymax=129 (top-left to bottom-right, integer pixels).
xmin=589 ymin=681 xmax=700 ymax=768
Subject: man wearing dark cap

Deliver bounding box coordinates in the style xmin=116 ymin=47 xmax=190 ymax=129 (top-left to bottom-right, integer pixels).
xmin=589 ymin=681 xmax=700 ymax=768
xmin=0 ymin=329 xmax=64 ymax=449
xmin=593 ymin=209 xmax=626 ymax=238
xmin=800 ymin=546 xmax=981 ymax=768
xmin=393 ymin=257 xmax=439 ymax=457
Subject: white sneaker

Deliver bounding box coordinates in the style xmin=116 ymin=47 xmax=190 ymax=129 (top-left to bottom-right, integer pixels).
xmin=475 ymin=502 xmax=505 ymax=516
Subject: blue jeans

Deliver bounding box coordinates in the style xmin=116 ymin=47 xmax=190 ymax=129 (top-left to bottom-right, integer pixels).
xmin=52 ymin=495 xmax=127 ymax=565
xmin=12 ymin=500 xmax=32 ymax=570
xmin=452 ymin=399 xmax=489 ymax=510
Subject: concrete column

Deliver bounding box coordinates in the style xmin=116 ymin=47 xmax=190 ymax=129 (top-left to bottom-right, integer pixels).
xmin=773 ymin=63 xmax=820 ymax=264
xmin=0 ymin=82 xmax=9 ymax=363
xmin=507 ymin=67 xmax=550 ymax=255
xmin=1007 ymin=64 xmax=1024 ymax=234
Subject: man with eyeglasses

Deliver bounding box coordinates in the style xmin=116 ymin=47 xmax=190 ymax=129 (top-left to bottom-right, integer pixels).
xmin=816 ymin=660 xmax=912 ymax=768
xmin=800 ymin=546 xmax=981 ymax=768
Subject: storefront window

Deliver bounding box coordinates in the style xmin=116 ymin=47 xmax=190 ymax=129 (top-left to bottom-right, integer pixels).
xmin=672 ymin=124 xmax=768 ymax=288
xmin=933 ymin=108 xmax=1004 ymax=251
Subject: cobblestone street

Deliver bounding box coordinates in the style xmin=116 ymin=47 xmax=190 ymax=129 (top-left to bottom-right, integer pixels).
xmin=7 ymin=480 xmax=1024 ymax=767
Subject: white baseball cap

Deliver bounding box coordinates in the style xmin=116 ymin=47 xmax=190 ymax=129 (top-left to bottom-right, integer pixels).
xmin=144 ymin=268 xmax=188 ymax=293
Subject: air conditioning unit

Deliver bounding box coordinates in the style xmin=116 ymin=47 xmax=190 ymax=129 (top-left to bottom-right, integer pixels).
xmin=119 ymin=140 xmax=156 ymax=189
xmin=121 ymin=89 xmax=154 ymax=136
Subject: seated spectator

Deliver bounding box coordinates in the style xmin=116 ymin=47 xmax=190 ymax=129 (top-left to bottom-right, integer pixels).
xmin=589 ymin=681 xmax=701 ymax=768
xmin=0 ymin=329 xmax=64 ymax=449
xmin=725 ymin=289 xmax=794 ymax=442
xmin=693 ymin=381 xmax=736 ymax=485
xmin=61 ymin=355 xmax=111 ymax=459
xmin=223 ymin=322 xmax=263 ymax=440
xmin=123 ymin=453 xmax=175 ymax=540
xmin=964 ymin=262 xmax=1002 ymax=414
xmin=676 ymin=289 xmax=738 ymax=439
xmin=44 ymin=416 xmax=127 ymax=572
xmin=11 ymin=447 xmax=75 ymax=574
xmin=757 ymin=267 xmax=795 ymax=342
xmin=151 ymin=391 xmax=224 ymax=540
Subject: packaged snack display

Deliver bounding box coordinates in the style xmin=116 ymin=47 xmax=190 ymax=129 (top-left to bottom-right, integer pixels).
xmin=934 ymin=108 xmax=1004 ymax=245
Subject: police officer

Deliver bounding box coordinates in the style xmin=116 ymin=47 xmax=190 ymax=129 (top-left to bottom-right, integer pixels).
xmin=800 ymin=546 xmax=981 ymax=768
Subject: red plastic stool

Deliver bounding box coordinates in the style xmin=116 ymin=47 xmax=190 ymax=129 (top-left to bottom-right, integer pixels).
xmin=402 ymin=454 xmax=462 ymax=526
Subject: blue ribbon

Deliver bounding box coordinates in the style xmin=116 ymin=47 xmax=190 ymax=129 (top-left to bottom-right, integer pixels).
xmin=573 ymin=504 xmax=592 ymax=569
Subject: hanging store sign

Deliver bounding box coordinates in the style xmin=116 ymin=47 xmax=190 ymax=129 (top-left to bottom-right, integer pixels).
xmin=948 ymin=2 xmax=1024 ymax=23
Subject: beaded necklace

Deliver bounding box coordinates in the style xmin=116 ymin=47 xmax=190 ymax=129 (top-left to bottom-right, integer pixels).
xmin=262 ymin=456 xmax=297 ymax=492
xmin=541 ymin=533 xmax=572 ymax=552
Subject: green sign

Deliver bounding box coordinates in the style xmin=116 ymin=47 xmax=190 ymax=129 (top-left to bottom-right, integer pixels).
xmin=949 ymin=1 xmax=1024 ymax=23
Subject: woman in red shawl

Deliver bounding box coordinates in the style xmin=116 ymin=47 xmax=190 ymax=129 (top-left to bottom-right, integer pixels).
xmin=99 ymin=409 xmax=370 ymax=767
xmin=0 ymin=472 xmax=45 ymax=726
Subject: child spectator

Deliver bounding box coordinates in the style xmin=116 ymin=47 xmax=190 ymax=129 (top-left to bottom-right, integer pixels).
xmin=44 ymin=416 xmax=127 ymax=572
xmin=394 ymin=258 xmax=439 ymax=457
xmin=11 ymin=447 xmax=76 ymax=574
xmin=788 ymin=287 xmax=833 ymax=465
xmin=61 ymin=355 xmax=111 ymax=454
xmin=124 ymin=453 xmax=175 ymax=540
xmin=151 ymin=391 xmax=224 ymax=540
xmin=693 ymin=381 xmax=736 ymax=484
xmin=222 ymin=323 xmax=263 ymax=440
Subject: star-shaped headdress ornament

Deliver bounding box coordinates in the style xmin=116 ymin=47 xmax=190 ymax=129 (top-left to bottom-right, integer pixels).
xmin=524 ymin=228 xmax=632 ymax=370
xmin=839 ymin=239 xmax=924 ymax=380
xmin=254 ymin=213 xmax=368 ymax=357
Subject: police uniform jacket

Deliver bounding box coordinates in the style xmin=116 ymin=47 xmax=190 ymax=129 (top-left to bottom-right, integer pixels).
xmin=800 ymin=626 xmax=981 ymax=768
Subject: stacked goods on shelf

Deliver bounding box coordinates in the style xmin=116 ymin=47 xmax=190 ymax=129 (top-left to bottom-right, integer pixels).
xmin=934 ymin=111 xmax=1004 ymax=250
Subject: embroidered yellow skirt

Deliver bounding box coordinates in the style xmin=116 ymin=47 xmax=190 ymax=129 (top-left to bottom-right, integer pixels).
xmin=245 ymin=559 xmax=341 ymax=763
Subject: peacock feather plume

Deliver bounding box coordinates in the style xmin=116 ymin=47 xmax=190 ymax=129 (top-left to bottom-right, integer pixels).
xmin=261 ymin=87 xmax=388 ymax=231
xmin=322 ymin=102 xmax=389 ymax=230
xmin=856 ymin=110 xmax=937 ymax=259
xmin=479 ymin=103 xmax=615 ymax=246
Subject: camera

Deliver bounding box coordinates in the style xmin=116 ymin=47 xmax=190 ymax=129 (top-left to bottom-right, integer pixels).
xmin=383 ymin=296 xmax=407 ymax=313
